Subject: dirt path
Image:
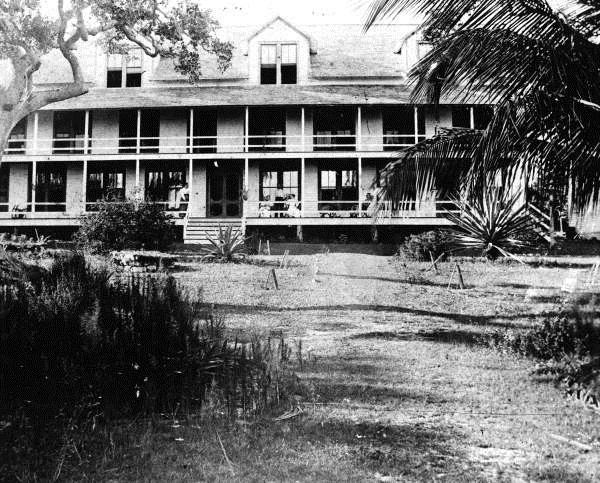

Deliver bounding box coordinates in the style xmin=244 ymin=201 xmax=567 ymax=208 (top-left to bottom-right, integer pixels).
xmin=177 ymin=253 xmax=600 ymax=482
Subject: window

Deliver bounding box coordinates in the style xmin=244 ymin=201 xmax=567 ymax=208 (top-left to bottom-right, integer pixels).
xmin=119 ymin=109 xmax=160 ymax=153
xmin=473 ymin=106 xmax=494 ymax=130
xmin=382 ymin=107 xmax=425 ymax=150
xmin=191 ymin=109 xmax=217 ymax=153
xmin=314 ymin=108 xmax=355 ymax=151
xmin=145 ymin=162 xmax=187 ymax=210
xmin=7 ymin=117 xmax=27 ymax=154
xmin=281 ymin=44 xmax=297 ymax=84
xmin=86 ymin=163 xmax=126 ymax=209
xmin=0 ymin=165 xmax=8 ymax=211
xmin=53 ymin=111 xmax=90 ymax=154
xmin=260 ymin=45 xmax=277 ymax=84
xmin=249 ymin=108 xmax=286 ymax=151
xmin=35 ymin=164 xmax=66 ymax=212
xmin=260 ymin=168 xmax=299 ymax=201
xmin=318 ymin=166 xmax=358 ymax=210
xmin=260 ymin=43 xmax=297 ymax=85
xmin=452 ymin=107 xmax=471 ymax=128
xmin=107 ymin=50 xmax=143 ymax=88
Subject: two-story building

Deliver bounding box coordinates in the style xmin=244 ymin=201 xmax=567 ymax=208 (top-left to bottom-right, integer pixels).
xmin=1 ymin=17 xmax=492 ymax=243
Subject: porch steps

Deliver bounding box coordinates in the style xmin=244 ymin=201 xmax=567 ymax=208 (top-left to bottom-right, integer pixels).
xmin=184 ymin=218 xmax=243 ymax=245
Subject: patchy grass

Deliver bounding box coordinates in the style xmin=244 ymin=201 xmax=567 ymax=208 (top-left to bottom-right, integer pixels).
xmin=5 ymin=253 xmax=600 ymax=481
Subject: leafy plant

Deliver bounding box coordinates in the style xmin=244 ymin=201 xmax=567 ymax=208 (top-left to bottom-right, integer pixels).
xmin=75 ymin=199 xmax=175 ymax=253
xmin=201 ymin=224 xmax=248 ymax=263
xmin=396 ymin=230 xmax=449 ymax=261
xmin=446 ymin=188 xmax=537 ymax=260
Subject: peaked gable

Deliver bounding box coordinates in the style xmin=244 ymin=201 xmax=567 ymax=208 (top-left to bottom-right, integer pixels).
xmin=247 ymin=17 xmax=316 ymax=54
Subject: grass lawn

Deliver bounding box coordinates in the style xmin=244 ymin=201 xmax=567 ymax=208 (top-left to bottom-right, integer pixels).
xmin=53 ymin=253 xmax=600 ymax=481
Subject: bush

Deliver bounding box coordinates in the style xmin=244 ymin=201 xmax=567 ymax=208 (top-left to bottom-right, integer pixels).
xmin=201 ymin=224 xmax=248 ymax=262
xmin=396 ymin=230 xmax=449 ymax=261
xmin=74 ymin=199 xmax=175 ymax=252
xmin=486 ymin=301 xmax=600 ymax=411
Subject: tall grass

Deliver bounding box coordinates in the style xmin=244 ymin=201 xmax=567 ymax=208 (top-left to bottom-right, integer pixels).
xmin=0 ymin=251 xmax=296 ymax=417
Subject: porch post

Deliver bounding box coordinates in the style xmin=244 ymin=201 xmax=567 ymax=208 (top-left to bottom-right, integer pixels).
xmin=357 ymin=106 xmax=362 ymax=151
xmin=469 ymin=107 xmax=475 ymax=129
xmin=301 ymin=107 xmax=306 ymax=151
xmin=244 ymin=157 xmax=249 ymax=217
xmin=189 ymin=108 xmax=194 ymax=154
xmin=244 ymin=106 xmax=249 ymax=153
xmin=31 ymin=112 xmax=38 ymax=212
xmin=301 ymin=157 xmax=305 ymax=217
xmin=84 ymin=110 xmax=90 ymax=155
xmin=188 ymin=158 xmax=193 ymax=213
xmin=31 ymin=160 xmax=36 ymax=213
xmin=135 ymin=158 xmax=140 ymax=196
xmin=82 ymin=159 xmax=87 ymax=212
xmin=414 ymin=106 xmax=419 ymax=144
xmin=136 ymin=109 xmax=141 ymax=154
xmin=358 ymin=156 xmax=362 ymax=215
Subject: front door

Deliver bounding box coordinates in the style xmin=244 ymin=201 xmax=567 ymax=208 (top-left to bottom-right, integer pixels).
xmin=208 ymin=169 xmax=242 ymax=217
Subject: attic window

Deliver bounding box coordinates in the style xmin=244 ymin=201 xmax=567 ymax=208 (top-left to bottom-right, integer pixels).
xmin=107 ymin=50 xmax=143 ymax=88
xmin=260 ymin=43 xmax=297 ymax=85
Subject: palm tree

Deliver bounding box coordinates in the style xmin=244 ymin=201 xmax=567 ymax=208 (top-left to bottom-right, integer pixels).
xmin=365 ymin=0 xmax=600 ymax=223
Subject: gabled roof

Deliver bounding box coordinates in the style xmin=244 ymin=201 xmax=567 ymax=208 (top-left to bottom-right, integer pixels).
xmin=247 ymin=16 xmax=316 ymax=53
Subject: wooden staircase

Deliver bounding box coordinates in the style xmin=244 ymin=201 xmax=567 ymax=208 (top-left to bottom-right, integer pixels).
xmin=526 ymin=202 xmax=567 ymax=243
xmin=184 ymin=217 xmax=244 ymax=245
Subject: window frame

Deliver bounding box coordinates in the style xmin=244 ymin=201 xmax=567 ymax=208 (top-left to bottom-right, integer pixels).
xmin=259 ymin=43 xmax=298 ymax=85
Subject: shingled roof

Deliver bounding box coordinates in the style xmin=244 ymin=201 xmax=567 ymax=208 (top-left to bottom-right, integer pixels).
xmin=150 ymin=23 xmax=415 ymax=82
xmin=42 ymin=84 xmax=487 ymax=111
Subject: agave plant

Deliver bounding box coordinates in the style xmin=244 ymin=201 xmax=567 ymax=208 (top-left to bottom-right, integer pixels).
xmin=201 ymin=224 xmax=248 ymax=262
xmin=446 ymin=188 xmax=537 ymax=260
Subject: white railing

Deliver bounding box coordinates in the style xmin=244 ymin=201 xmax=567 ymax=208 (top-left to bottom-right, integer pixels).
xmin=246 ymin=199 xmax=458 ymax=219
xmin=3 ymin=133 xmax=428 ymax=156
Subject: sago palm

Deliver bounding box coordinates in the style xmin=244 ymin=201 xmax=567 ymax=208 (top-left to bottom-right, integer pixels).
xmin=366 ymin=0 xmax=600 ymax=219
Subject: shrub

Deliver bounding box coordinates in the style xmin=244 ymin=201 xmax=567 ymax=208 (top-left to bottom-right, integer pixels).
xmin=74 ymin=199 xmax=175 ymax=252
xmin=486 ymin=301 xmax=600 ymax=411
xmin=201 ymin=224 xmax=248 ymax=262
xmin=396 ymin=230 xmax=449 ymax=261
xmin=446 ymin=188 xmax=538 ymax=260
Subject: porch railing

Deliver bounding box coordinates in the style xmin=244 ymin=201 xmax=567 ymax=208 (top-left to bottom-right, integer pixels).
xmin=3 ymin=133 xmax=428 ymax=156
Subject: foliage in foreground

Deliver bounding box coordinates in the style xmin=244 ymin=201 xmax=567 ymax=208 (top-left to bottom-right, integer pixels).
xmin=201 ymin=224 xmax=248 ymax=262
xmin=75 ymin=199 xmax=175 ymax=252
xmin=446 ymin=188 xmax=538 ymax=260
xmin=486 ymin=298 xmax=600 ymax=410
xmin=396 ymin=230 xmax=450 ymax=261
xmin=0 ymin=251 xmax=298 ymax=479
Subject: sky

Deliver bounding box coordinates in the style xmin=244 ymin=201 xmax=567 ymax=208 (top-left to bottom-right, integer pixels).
xmin=205 ymin=0 xmax=417 ymax=25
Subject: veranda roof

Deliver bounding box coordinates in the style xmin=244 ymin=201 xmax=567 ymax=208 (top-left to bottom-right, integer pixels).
xmin=42 ymin=84 xmax=485 ymax=110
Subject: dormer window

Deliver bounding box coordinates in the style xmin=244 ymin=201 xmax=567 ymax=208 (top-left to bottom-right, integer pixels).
xmin=260 ymin=43 xmax=297 ymax=85
xmin=107 ymin=50 xmax=142 ymax=88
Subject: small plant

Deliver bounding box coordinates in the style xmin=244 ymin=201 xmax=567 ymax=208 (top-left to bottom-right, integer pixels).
xmin=445 ymin=188 xmax=538 ymax=260
xmin=201 ymin=224 xmax=248 ymax=262
xmin=396 ymin=230 xmax=449 ymax=261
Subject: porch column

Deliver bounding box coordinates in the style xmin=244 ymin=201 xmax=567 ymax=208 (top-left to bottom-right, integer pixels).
xmin=188 ymin=158 xmax=193 ymax=214
xmin=244 ymin=157 xmax=249 ymax=216
xmin=31 ymin=112 xmax=39 ymax=212
xmin=33 ymin=112 xmax=39 ymax=155
xmin=188 ymin=108 xmax=194 ymax=154
xmin=136 ymin=109 xmax=141 ymax=154
xmin=469 ymin=107 xmax=475 ymax=129
xmin=358 ymin=156 xmax=363 ymax=214
xmin=414 ymin=106 xmax=419 ymax=144
xmin=301 ymin=107 xmax=306 ymax=151
xmin=244 ymin=106 xmax=249 ymax=153
xmin=301 ymin=157 xmax=305 ymax=217
xmin=357 ymin=106 xmax=362 ymax=151
xmin=135 ymin=158 xmax=140 ymax=198
xmin=31 ymin=160 xmax=36 ymax=213
xmin=82 ymin=159 xmax=87 ymax=212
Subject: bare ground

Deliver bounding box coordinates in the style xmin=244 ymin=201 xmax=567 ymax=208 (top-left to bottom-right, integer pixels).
xmin=167 ymin=253 xmax=600 ymax=482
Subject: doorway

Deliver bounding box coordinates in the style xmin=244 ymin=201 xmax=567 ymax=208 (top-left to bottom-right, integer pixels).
xmin=208 ymin=166 xmax=242 ymax=217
